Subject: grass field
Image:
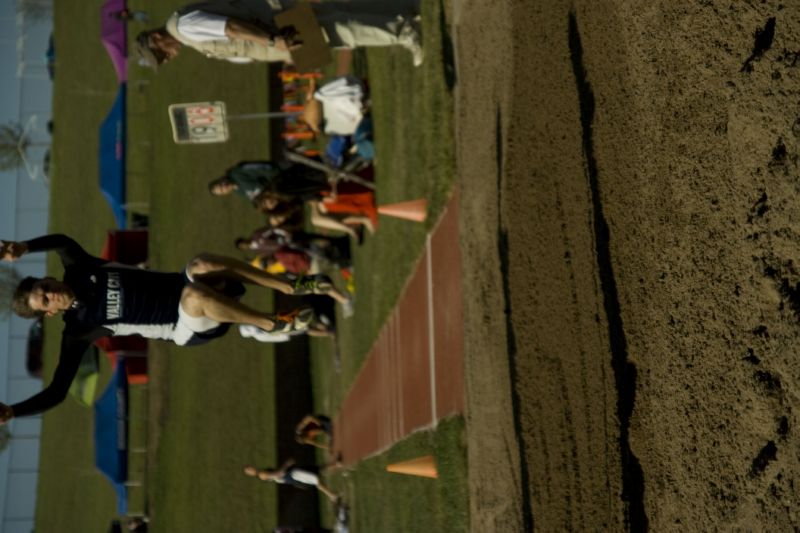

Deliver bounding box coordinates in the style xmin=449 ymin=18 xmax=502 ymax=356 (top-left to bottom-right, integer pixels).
xmin=37 ymin=1 xmax=464 ymax=531
xmin=330 ymin=416 xmax=468 ymax=531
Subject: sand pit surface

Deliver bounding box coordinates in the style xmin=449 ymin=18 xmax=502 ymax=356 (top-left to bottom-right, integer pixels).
xmin=455 ymin=1 xmax=800 ymax=530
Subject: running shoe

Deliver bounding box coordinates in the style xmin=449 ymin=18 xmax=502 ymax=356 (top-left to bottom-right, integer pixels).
xmin=271 ymin=308 xmax=313 ymax=333
xmin=293 ymin=274 xmax=333 ymax=295
xmin=270 ymin=311 xmax=298 ymax=334
xmin=398 ymin=16 xmax=424 ymax=67
xmin=341 ymin=296 xmax=354 ymax=319
xmin=294 ymin=306 xmax=316 ymax=330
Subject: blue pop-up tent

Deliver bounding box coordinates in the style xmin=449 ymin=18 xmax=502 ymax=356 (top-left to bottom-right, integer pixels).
xmin=99 ymin=83 xmax=127 ymax=228
xmin=94 ymin=362 xmax=129 ymax=515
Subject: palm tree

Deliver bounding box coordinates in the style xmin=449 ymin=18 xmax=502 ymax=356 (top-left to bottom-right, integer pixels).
xmin=0 ymin=122 xmax=29 ymax=172
xmin=0 ymin=426 xmax=10 ymax=455
xmin=17 ymin=0 xmax=52 ymax=23
xmin=0 ymin=265 xmax=20 ymax=317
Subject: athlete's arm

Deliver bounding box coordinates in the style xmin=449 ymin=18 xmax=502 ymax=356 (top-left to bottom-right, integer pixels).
xmin=0 ymin=404 xmax=13 ymax=425
xmin=0 ymin=240 xmax=29 ymax=261
xmin=22 ymin=234 xmax=106 ymax=268
xmin=7 ymin=327 xmax=111 ymax=418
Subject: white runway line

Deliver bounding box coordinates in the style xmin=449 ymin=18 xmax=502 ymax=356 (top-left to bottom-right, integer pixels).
xmin=426 ymin=234 xmax=438 ymax=424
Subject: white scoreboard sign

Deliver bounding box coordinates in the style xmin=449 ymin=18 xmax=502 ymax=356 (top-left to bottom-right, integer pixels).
xmin=168 ymin=101 xmax=229 ymax=144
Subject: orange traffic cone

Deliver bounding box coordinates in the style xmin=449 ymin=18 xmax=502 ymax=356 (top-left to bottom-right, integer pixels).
xmin=377 ymin=199 xmax=427 ymax=223
xmin=386 ymin=455 xmax=438 ymax=478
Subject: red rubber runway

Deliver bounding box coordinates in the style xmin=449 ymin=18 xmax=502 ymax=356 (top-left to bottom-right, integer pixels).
xmin=333 ymin=190 xmax=465 ymax=466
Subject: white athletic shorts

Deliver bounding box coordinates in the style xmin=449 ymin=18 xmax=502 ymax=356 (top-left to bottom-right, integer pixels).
xmin=172 ymin=266 xmax=222 ymax=346
xmin=288 ymin=469 xmax=320 ymax=486
xmin=173 ymin=303 xmax=221 ymax=346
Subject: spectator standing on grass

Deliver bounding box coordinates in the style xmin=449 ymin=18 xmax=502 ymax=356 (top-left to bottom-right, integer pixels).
xmin=135 ymin=1 xmax=423 ymax=68
xmin=0 ymin=235 xmax=349 ymax=423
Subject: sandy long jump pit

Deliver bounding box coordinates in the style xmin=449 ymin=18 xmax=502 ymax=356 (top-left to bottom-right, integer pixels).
xmin=455 ymin=1 xmax=800 ymax=531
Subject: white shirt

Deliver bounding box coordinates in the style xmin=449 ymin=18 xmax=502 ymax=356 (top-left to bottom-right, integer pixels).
xmin=176 ymin=10 xmax=229 ymax=41
xmin=178 ymin=10 xmax=270 ymax=63
xmin=314 ymin=76 xmax=366 ymax=135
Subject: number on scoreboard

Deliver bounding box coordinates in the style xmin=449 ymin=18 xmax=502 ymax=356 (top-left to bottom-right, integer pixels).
xmin=168 ymin=102 xmax=229 ymax=144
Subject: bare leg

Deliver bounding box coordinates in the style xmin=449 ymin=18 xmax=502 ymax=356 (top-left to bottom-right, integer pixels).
xmin=309 ymin=202 xmax=359 ymax=239
xmin=189 ymin=254 xmax=348 ymax=309
xmin=187 ymin=254 xmax=295 ymax=294
xmin=324 ymin=285 xmax=349 ymax=305
xmin=181 ymin=283 xmax=283 ymax=331
xmin=308 ymin=327 xmax=334 ymax=338
xmin=291 ymin=274 xmax=352 ymax=313
xmin=244 ymin=465 xmax=291 ymax=482
xmin=317 ymin=481 xmax=339 ymax=502
xmin=342 ymin=215 xmax=375 ymax=234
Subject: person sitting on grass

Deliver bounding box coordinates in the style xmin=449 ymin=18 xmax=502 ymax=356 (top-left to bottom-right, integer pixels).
xmin=295 ymin=414 xmax=333 ymax=450
xmin=211 ymin=160 xmax=376 ymax=241
xmin=208 ymin=160 xmax=329 ymax=212
xmin=235 ymin=226 xmax=352 ymax=275
xmin=0 ymin=234 xmax=346 ymax=423
xmin=252 ymin=167 xmax=377 ymax=242
xmin=243 ymin=459 xmax=338 ymax=503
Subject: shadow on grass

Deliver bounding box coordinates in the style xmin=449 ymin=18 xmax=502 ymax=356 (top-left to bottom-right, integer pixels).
xmin=274 ymin=295 xmax=338 ymax=528
xmin=440 ymin=0 xmax=457 ymax=91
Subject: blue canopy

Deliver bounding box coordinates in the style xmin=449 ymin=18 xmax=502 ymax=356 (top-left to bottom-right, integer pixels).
xmin=99 ymin=83 xmax=127 ymax=228
xmin=94 ymin=362 xmax=129 ymax=515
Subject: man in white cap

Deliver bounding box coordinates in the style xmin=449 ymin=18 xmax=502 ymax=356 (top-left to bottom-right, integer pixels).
xmin=135 ymin=1 xmax=423 ymax=68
